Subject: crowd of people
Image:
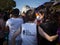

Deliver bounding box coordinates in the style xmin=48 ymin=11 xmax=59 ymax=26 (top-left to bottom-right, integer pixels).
xmin=0 ymin=5 xmax=60 ymax=45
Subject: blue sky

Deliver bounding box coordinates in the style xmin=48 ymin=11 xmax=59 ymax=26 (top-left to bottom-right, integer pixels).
xmin=14 ymin=0 xmax=50 ymax=10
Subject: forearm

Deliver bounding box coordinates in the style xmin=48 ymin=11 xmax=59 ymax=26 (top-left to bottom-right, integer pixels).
xmin=11 ymin=30 xmax=20 ymax=45
xmin=13 ymin=29 xmax=21 ymax=38
xmin=49 ymin=34 xmax=58 ymax=42
xmin=38 ymin=26 xmax=51 ymax=41
xmin=43 ymin=33 xmax=58 ymax=42
xmin=38 ymin=26 xmax=58 ymax=42
xmin=13 ymin=26 xmax=22 ymax=38
xmin=11 ymin=27 xmax=22 ymax=45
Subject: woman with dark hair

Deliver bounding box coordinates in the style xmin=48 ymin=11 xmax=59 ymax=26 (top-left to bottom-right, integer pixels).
xmin=38 ymin=12 xmax=58 ymax=45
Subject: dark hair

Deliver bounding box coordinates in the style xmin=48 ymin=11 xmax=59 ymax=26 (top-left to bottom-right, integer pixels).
xmin=39 ymin=10 xmax=45 ymax=15
xmin=3 ymin=12 xmax=10 ymax=21
xmin=11 ymin=8 xmax=19 ymax=16
xmin=26 ymin=9 xmax=36 ymax=22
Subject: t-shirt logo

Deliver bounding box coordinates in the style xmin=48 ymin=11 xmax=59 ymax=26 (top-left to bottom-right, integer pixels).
xmin=23 ymin=30 xmax=35 ymax=36
xmin=23 ymin=30 xmax=25 ymax=34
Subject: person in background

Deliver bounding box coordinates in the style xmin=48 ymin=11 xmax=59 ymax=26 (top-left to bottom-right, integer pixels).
xmin=5 ymin=8 xmax=23 ymax=45
xmin=0 ymin=12 xmax=6 ymax=45
xmin=12 ymin=9 xmax=58 ymax=45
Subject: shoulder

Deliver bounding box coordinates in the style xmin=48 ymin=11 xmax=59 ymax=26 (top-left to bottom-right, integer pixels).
xmin=6 ymin=18 xmax=12 ymax=24
xmin=17 ymin=18 xmax=23 ymax=21
xmin=22 ymin=23 xmax=36 ymax=27
xmin=7 ymin=18 xmax=12 ymax=22
xmin=19 ymin=17 xmax=23 ymax=19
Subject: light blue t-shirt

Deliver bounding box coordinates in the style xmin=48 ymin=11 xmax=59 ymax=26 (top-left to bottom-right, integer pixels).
xmin=6 ymin=18 xmax=23 ymax=40
xmin=21 ymin=23 xmax=37 ymax=45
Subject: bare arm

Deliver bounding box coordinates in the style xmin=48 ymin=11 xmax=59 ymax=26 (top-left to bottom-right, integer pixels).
xmin=38 ymin=26 xmax=58 ymax=42
xmin=13 ymin=26 xmax=22 ymax=38
xmin=11 ymin=26 xmax=22 ymax=45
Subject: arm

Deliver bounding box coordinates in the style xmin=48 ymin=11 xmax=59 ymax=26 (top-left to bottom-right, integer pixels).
xmin=38 ymin=26 xmax=58 ymax=42
xmin=13 ymin=26 xmax=22 ymax=38
xmin=11 ymin=26 xmax=22 ymax=45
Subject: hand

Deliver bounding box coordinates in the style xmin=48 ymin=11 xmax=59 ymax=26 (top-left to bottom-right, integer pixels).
xmin=50 ymin=35 xmax=58 ymax=42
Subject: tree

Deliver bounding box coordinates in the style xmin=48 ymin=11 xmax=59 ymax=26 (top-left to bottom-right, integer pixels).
xmin=50 ymin=0 xmax=55 ymax=2
xmin=0 ymin=0 xmax=16 ymax=11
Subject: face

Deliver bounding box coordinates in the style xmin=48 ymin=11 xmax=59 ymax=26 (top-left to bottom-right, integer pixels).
xmin=36 ymin=13 xmax=44 ymax=25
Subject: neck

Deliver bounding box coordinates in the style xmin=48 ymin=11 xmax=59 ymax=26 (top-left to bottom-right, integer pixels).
xmin=27 ymin=21 xmax=34 ymax=23
xmin=12 ymin=15 xmax=19 ymax=18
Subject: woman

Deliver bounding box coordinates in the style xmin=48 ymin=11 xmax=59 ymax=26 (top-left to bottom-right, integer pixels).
xmin=38 ymin=11 xmax=58 ymax=45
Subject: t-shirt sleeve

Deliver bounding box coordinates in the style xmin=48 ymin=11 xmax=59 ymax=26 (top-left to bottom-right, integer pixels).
xmin=6 ymin=20 xmax=10 ymax=27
